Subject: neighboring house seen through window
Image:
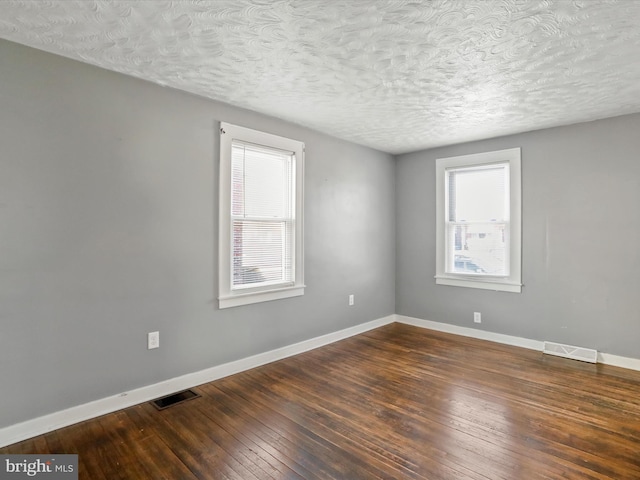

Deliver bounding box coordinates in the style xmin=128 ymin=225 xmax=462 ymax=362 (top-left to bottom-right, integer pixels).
xmin=435 ymin=148 xmax=522 ymax=293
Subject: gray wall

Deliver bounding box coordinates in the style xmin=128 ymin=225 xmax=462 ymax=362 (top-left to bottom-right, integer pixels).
xmin=396 ymin=113 xmax=640 ymax=359
xmin=0 ymin=39 xmax=396 ymax=428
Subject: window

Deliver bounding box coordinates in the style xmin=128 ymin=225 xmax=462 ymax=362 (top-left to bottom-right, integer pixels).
xmin=219 ymin=123 xmax=304 ymax=308
xmin=435 ymin=148 xmax=522 ymax=292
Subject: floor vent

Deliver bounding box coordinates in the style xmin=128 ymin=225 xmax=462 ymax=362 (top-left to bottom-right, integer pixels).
xmin=151 ymin=389 xmax=201 ymax=410
xmin=543 ymin=341 xmax=598 ymax=363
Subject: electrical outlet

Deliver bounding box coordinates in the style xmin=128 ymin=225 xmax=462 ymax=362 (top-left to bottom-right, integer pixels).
xmin=148 ymin=331 xmax=160 ymax=349
xmin=348 ymin=294 xmax=355 ymax=306
xmin=473 ymin=312 xmax=481 ymax=324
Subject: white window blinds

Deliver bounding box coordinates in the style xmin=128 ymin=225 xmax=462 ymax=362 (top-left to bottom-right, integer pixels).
xmin=219 ymin=122 xmax=305 ymax=308
xmin=231 ymin=141 xmax=296 ymax=290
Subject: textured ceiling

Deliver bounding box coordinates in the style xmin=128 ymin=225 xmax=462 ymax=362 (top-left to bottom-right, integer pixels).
xmin=1 ymin=0 xmax=640 ymax=154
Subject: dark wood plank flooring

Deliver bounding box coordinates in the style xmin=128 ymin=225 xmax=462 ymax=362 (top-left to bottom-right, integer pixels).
xmin=3 ymin=323 xmax=640 ymax=479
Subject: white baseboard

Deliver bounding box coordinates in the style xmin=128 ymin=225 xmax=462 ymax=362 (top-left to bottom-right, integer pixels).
xmin=598 ymin=352 xmax=640 ymax=371
xmin=395 ymin=314 xmax=543 ymax=351
xmin=395 ymin=314 xmax=640 ymax=372
xmin=0 ymin=315 xmax=395 ymax=449
xmin=4 ymin=313 xmax=637 ymax=449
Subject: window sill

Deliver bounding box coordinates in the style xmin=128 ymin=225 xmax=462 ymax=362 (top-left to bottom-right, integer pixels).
xmin=219 ymin=285 xmax=305 ymax=309
xmin=435 ymin=275 xmax=522 ymax=293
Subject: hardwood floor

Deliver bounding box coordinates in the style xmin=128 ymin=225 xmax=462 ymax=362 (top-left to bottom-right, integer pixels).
xmin=3 ymin=323 xmax=640 ymax=479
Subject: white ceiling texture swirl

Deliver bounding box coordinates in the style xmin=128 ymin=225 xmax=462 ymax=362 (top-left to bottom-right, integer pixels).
xmin=1 ymin=0 xmax=640 ymax=154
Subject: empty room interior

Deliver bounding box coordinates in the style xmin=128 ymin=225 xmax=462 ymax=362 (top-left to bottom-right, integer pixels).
xmin=1 ymin=1 xmax=640 ymax=479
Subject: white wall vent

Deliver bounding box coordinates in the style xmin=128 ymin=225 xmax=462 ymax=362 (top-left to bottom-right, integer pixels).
xmin=543 ymin=341 xmax=598 ymax=363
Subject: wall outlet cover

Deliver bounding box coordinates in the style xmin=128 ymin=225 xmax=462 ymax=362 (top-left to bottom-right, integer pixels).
xmin=148 ymin=331 xmax=160 ymax=349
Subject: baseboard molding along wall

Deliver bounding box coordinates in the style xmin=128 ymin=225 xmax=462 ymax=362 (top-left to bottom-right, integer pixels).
xmin=395 ymin=314 xmax=640 ymax=372
xmin=3 ymin=313 xmax=639 ymax=449
xmin=0 ymin=315 xmax=395 ymax=449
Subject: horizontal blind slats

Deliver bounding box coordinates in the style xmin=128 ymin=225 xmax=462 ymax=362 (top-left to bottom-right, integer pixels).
xmin=231 ymin=140 xmax=295 ymax=290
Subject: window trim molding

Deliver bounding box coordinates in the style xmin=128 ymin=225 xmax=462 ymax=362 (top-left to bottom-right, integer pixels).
xmin=435 ymin=147 xmax=522 ymax=293
xmin=218 ymin=122 xmax=305 ymax=309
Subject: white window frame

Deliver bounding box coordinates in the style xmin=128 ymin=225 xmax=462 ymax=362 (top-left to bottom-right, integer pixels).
xmin=218 ymin=122 xmax=305 ymax=308
xmin=435 ymin=147 xmax=522 ymax=293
